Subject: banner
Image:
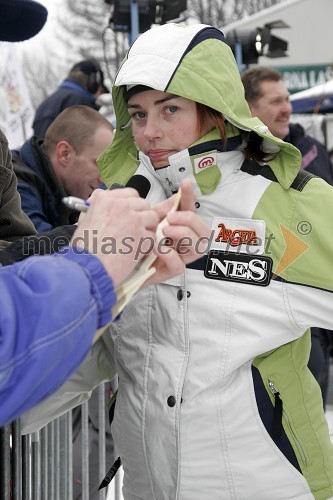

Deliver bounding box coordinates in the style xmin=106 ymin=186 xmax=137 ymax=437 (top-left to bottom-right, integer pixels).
xmin=273 ymin=64 xmax=331 ymax=95
xmin=4 ymin=45 xmax=34 ymax=149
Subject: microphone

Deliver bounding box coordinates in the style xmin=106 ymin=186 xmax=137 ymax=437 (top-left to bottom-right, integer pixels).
xmin=125 ymin=175 xmax=151 ymax=198
xmin=110 ymin=175 xmax=151 ymax=199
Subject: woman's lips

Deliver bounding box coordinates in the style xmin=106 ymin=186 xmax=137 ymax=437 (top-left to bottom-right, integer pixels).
xmin=148 ymin=150 xmax=174 ymax=161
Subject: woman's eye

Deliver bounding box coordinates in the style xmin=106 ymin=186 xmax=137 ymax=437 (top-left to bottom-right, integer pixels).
xmin=165 ymin=105 xmax=178 ymax=114
xmin=132 ymin=111 xmax=146 ymax=120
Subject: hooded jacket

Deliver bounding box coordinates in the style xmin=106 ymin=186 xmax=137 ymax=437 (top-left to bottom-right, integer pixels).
xmin=22 ymin=24 xmax=333 ymax=499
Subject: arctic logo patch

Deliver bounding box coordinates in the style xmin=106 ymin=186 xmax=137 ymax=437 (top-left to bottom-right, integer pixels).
xmin=204 ymin=251 xmax=272 ymax=287
xmin=193 ymin=152 xmax=217 ymax=173
xmin=210 ymin=217 xmax=266 ymax=255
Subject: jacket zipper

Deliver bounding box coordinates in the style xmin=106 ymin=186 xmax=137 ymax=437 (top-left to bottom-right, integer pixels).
xmin=165 ymin=178 xmax=178 ymax=194
xmin=267 ymin=379 xmax=283 ymax=440
xmin=267 ymin=379 xmax=307 ymax=466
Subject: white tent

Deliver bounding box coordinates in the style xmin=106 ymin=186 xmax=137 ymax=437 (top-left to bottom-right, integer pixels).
xmin=290 ymin=79 xmax=333 ymax=113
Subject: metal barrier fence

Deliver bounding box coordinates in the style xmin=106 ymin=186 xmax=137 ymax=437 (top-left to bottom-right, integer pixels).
xmin=0 ymin=383 xmax=122 ymax=500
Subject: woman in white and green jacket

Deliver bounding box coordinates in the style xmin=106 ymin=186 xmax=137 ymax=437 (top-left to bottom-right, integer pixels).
xmin=23 ymin=24 xmax=333 ymax=499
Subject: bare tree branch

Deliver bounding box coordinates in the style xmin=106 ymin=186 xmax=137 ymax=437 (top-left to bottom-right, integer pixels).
xmin=187 ymin=0 xmax=282 ymax=25
xmin=17 ymin=0 xmax=283 ymax=117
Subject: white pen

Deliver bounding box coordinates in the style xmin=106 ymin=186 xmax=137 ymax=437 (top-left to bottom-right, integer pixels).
xmin=62 ymin=196 xmax=90 ymax=213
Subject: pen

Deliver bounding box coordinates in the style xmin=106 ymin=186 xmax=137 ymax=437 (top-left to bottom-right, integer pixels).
xmin=62 ymin=196 xmax=90 ymax=213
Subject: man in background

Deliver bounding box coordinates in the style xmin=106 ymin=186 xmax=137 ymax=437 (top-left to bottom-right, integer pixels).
xmin=241 ymin=66 xmax=333 ymax=184
xmin=241 ymin=65 xmax=333 ymax=407
xmin=12 ymin=105 xmax=114 ymax=232
xmin=33 ymin=59 xmax=109 ymax=139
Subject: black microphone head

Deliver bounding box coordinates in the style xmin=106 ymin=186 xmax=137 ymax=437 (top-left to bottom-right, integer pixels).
xmin=109 ymin=183 xmax=124 ymax=190
xmin=125 ymin=175 xmax=151 ymax=198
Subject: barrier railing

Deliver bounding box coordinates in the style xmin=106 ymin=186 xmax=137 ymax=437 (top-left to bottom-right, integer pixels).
xmin=0 ymin=383 xmax=122 ymax=500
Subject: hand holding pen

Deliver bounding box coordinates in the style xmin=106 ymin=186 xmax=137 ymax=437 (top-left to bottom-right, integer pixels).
xmin=62 ymin=196 xmax=90 ymax=213
xmin=62 ymin=175 xmax=151 ymax=214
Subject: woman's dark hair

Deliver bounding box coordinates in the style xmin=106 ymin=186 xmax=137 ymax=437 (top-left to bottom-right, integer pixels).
xmin=196 ymin=103 xmax=227 ymax=144
xmin=196 ymin=103 xmax=277 ymax=163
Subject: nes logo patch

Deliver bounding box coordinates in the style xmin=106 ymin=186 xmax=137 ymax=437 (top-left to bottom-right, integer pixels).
xmin=204 ymin=251 xmax=272 ymax=286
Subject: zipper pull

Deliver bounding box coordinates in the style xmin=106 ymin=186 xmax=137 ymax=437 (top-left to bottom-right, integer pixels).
xmin=268 ymin=379 xmax=283 ymax=440
xmin=164 ymin=177 xmax=178 ymax=194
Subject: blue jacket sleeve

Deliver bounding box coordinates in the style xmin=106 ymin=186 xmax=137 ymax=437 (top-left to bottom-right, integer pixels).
xmin=0 ymin=247 xmax=116 ymax=426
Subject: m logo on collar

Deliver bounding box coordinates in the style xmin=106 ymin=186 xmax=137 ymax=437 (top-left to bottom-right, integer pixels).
xmin=193 ymin=152 xmax=217 ymax=174
xmin=210 ymin=217 xmax=266 ymax=255
xmin=205 ymin=251 xmax=272 ymax=287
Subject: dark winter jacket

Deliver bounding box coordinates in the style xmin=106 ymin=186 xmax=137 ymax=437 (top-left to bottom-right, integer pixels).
xmin=285 ymin=123 xmax=333 ymax=184
xmin=33 ymin=79 xmax=99 ymax=139
xmin=12 ymin=137 xmax=77 ymax=232
xmin=0 ymin=129 xmax=36 ymax=249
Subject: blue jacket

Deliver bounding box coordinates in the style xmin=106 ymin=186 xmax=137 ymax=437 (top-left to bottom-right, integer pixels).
xmin=0 ymin=247 xmax=116 ymax=426
xmin=12 ymin=137 xmax=77 ymax=232
xmin=33 ymin=79 xmax=98 ymax=139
